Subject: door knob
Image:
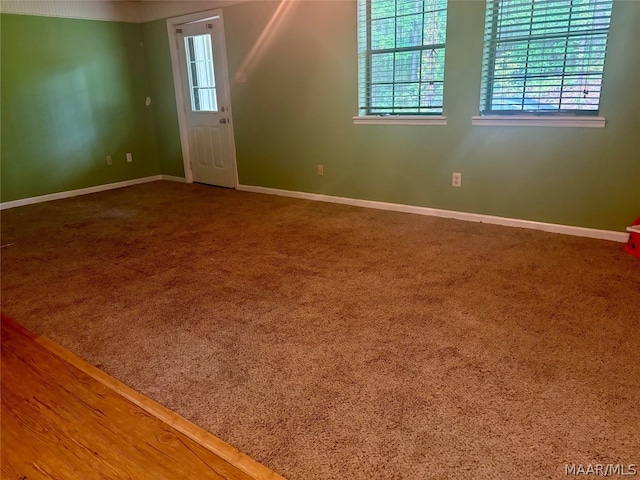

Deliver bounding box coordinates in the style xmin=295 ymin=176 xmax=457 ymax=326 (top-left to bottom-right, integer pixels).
xmin=219 ymin=118 xmax=227 ymax=124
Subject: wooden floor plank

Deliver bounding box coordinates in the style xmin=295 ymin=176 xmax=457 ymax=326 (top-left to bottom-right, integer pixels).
xmin=0 ymin=315 xmax=284 ymax=480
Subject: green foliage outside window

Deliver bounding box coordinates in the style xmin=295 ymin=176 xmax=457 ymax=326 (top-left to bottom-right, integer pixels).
xmin=480 ymin=0 xmax=613 ymax=115
xmin=358 ymin=0 xmax=448 ymax=115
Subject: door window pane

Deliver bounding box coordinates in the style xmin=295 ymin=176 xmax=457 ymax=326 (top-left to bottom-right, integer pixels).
xmin=185 ymin=34 xmax=218 ymax=112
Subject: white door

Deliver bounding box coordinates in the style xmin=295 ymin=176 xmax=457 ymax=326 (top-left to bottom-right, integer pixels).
xmin=176 ymin=17 xmax=236 ymax=188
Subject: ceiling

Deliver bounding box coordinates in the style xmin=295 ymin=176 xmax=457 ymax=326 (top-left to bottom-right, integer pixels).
xmin=0 ymin=0 xmax=255 ymax=23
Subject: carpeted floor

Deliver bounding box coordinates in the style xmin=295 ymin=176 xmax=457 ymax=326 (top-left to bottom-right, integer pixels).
xmin=1 ymin=181 xmax=638 ymax=480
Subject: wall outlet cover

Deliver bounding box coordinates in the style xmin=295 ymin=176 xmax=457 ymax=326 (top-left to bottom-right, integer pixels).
xmin=452 ymin=172 xmax=462 ymax=187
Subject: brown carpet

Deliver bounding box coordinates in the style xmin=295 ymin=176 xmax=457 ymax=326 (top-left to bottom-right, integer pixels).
xmin=1 ymin=181 xmax=638 ymax=480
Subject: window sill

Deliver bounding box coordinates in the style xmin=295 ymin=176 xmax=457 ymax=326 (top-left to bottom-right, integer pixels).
xmin=471 ymin=115 xmax=606 ymax=128
xmin=353 ymin=115 xmax=447 ymax=126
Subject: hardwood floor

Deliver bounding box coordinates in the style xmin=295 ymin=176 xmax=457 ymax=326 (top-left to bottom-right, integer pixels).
xmin=0 ymin=315 xmax=285 ymax=480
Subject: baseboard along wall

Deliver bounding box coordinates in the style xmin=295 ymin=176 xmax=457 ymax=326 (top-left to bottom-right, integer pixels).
xmin=0 ymin=178 xmax=627 ymax=243
xmin=237 ymin=185 xmax=628 ymax=243
xmin=0 ymin=175 xmax=185 ymax=210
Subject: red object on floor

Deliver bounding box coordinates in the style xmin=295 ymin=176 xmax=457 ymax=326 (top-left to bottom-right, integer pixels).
xmin=624 ymin=217 xmax=640 ymax=259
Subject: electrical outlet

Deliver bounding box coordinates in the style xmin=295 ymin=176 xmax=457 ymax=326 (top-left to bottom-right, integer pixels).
xmin=106 ymin=156 xmax=112 ymax=166
xmin=126 ymin=153 xmax=133 ymax=163
xmin=317 ymin=164 xmax=324 ymax=176
xmin=452 ymin=172 xmax=462 ymax=187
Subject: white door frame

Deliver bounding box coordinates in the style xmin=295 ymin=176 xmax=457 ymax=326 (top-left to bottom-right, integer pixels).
xmin=166 ymin=9 xmax=239 ymax=187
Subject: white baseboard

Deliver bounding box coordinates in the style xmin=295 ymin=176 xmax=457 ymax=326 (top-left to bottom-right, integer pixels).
xmin=0 ymin=176 xmax=165 ymax=210
xmin=160 ymin=175 xmax=186 ymax=183
xmin=237 ymin=184 xmax=628 ymax=243
xmin=2 ymin=179 xmax=627 ymax=243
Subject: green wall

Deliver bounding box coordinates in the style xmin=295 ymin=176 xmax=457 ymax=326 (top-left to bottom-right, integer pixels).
xmin=1 ymin=14 xmax=161 ymax=202
xmin=2 ymin=3 xmax=637 ymax=231
xmin=221 ymin=0 xmax=639 ymax=232
xmin=141 ymin=20 xmax=184 ymax=178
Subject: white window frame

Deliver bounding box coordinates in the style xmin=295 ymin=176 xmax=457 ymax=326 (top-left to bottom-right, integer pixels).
xmin=474 ymin=0 xmax=613 ymax=128
xmin=354 ymin=0 xmax=449 ymax=126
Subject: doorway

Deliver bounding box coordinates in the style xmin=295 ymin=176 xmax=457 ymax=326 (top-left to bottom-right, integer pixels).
xmin=167 ymin=10 xmax=238 ymax=187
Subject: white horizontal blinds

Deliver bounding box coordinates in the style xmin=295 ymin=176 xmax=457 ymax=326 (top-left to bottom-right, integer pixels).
xmin=185 ymin=34 xmax=218 ymax=112
xmin=358 ymin=0 xmax=448 ymax=115
xmin=480 ymin=0 xmax=613 ymax=115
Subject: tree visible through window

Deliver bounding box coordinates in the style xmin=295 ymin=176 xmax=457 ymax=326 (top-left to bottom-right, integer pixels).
xmin=357 ymin=0 xmax=449 ymax=116
xmin=480 ymin=0 xmax=614 ymax=115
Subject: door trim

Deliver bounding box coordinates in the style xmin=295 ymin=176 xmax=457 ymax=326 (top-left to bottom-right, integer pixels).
xmin=166 ymin=9 xmax=239 ymax=187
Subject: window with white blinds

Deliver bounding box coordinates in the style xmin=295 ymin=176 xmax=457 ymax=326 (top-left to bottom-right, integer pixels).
xmin=480 ymin=0 xmax=613 ymax=116
xmin=357 ymin=0 xmax=448 ymax=116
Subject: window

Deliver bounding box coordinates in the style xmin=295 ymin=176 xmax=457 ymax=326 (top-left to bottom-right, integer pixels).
xmin=479 ymin=0 xmax=614 ymax=117
xmin=356 ymin=0 xmax=448 ymax=120
xmin=184 ymin=34 xmax=218 ymax=112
